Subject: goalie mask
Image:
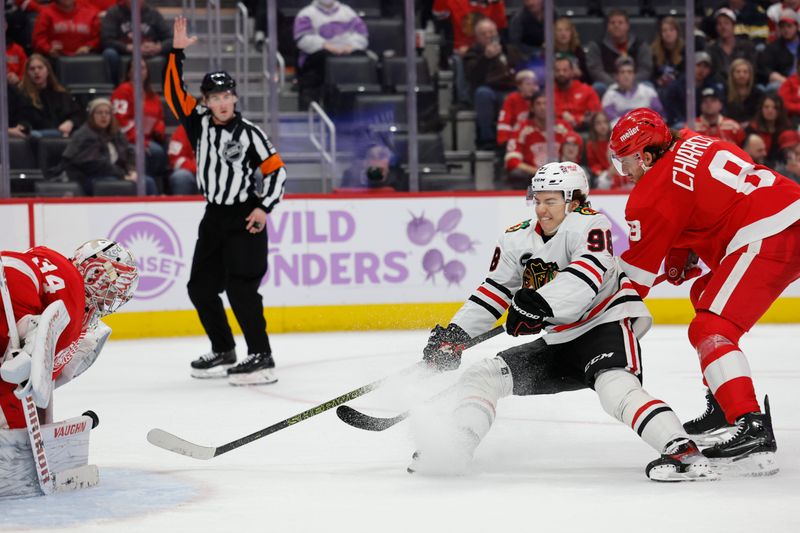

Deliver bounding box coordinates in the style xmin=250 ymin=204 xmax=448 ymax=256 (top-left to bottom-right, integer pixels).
xmin=526 ymin=161 xmax=590 ymax=211
xmin=72 ymin=239 xmax=139 ymax=318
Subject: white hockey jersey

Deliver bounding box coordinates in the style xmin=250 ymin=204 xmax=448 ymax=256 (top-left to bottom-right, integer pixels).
xmin=451 ymin=207 xmax=652 ymax=344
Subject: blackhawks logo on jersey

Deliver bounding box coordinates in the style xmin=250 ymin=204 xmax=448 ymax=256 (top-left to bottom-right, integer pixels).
xmin=522 ymin=257 xmax=559 ymax=289
xmin=575 ymin=205 xmax=598 ymax=215
xmin=506 ymin=219 xmax=531 ymax=233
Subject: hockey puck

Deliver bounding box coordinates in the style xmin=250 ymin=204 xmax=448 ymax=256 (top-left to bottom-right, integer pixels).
xmin=82 ymin=410 xmax=100 ymax=429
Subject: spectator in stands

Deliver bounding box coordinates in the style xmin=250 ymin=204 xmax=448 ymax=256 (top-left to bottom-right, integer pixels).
xmin=585 ymin=9 xmax=652 ymax=95
xmin=780 ymin=54 xmax=800 ymax=124
xmin=651 ymin=16 xmax=685 ymax=99
xmin=61 ymin=97 xmax=157 ymax=196
xmin=742 ymin=132 xmax=768 ymax=164
xmin=6 ymin=82 xmax=29 ymax=139
xmin=661 ymin=51 xmax=724 ymax=127
xmin=167 ymin=124 xmax=198 ymax=195
xmin=293 ymin=0 xmax=368 ymax=110
xmin=601 ymin=57 xmax=663 ymax=126
xmin=464 ymin=17 xmax=521 ymax=149
xmin=5 ymin=26 xmax=27 ymax=86
xmin=340 ymin=142 xmax=407 ymax=191
xmin=433 ymin=0 xmax=507 ymax=57
xmin=559 ymin=131 xmax=584 ymax=170
xmin=726 ymin=0 xmax=770 ymax=43
xmin=32 ymin=0 xmax=101 ymax=62
xmin=554 ymin=16 xmax=590 ymax=84
xmin=707 ymin=8 xmax=757 ymax=87
xmin=775 ymin=129 xmax=800 ymax=183
xmin=508 ymin=0 xmax=544 ymax=64
xmin=111 ymin=59 xmax=167 ymax=190
xmin=101 ymin=0 xmax=172 ymax=85
xmin=17 ymin=54 xmax=84 ymax=139
xmin=496 ymin=69 xmax=538 ymax=147
xmin=746 ymin=94 xmax=793 ymax=165
xmin=504 ymin=92 xmax=574 ymax=188
xmin=586 ymin=110 xmax=630 ymax=190
xmin=726 ymin=58 xmax=763 ymax=125
xmin=757 ymin=8 xmax=800 ymax=91
xmin=695 ymin=86 xmax=746 ymax=145
xmin=553 ymin=55 xmax=600 ymax=132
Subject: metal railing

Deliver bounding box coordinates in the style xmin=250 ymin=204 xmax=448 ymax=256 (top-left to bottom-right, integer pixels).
xmin=234 ymin=2 xmax=250 ymax=105
xmin=308 ymin=102 xmax=337 ymax=193
xmin=261 ymin=42 xmax=285 ymax=124
xmin=181 ymin=0 xmax=197 ymax=33
xmin=206 ymin=0 xmax=222 ymax=70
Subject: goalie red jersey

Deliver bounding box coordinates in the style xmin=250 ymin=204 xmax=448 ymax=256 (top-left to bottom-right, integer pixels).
xmin=619 ymin=131 xmax=800 ymax=294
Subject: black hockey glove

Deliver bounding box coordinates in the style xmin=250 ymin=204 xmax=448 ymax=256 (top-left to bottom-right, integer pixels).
xmin=506 ymin=289 xmax=553 ymax=337
xmin=423 ymin=323 xmax=471 ymax=372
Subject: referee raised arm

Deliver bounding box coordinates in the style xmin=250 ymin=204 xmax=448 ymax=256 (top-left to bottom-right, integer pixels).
xmin=165 ymin=16 xmax=286 ymax=386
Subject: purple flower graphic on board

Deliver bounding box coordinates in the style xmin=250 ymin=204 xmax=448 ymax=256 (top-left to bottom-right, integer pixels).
xmin=108 ymin=213 xmax=185 ymax=299
xmin=406 ymin=207 xmax=475 ymax=285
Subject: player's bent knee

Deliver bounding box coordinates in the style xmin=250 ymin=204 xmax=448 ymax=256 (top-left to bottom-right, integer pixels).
xmin=687 ymin=311 xmax=743 ymax=354
xmin=458 ymin=357 xmax=514 ymax=402
xmin=594 ymin=369 xmax=641 ymax=420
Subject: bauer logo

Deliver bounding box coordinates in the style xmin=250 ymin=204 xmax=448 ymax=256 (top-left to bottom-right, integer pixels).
xmin=108 ymin=213 xmax=185 ymax=299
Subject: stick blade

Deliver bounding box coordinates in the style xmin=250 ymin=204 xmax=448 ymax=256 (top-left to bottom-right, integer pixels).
xmin=335 ymin=405 xmax=406 ymax=431
xmin=146 ymin=428 xmax=216 ymax=460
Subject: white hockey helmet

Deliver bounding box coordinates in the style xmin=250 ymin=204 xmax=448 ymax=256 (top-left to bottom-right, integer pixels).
xmin=527 ymin=161 xmax=590 ymax=205
xmin=71 ymin=239 xmax=139 ymax=318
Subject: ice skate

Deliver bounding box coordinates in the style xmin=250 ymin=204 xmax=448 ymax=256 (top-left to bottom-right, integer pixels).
xmin=190 ymin=349 xmax=236 ymax=379
xmin=407 ymin=424 xmax=479 ymax=476
xmin=682 ymin=388 xmax=736 ymax=446
xmin=645 ymin=438 xmax=718 ymax=482
xmin=702 ymin=396 xmax=779 ymax=477
xmin=228 ymin=352 xmax=278 ymax=386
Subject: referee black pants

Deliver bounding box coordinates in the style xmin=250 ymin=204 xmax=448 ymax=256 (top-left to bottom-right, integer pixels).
xmin=187 ymin=203 xmax=272 ymax=355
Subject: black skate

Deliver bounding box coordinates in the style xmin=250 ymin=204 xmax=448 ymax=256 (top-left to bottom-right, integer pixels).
xmin=190 ymin=349 xmax=236 ymax=379
xmin=228 ymin=352 xmax=278 ymax=386
xmin=682 ymin=388 xmax=735 ymax=445
xmin=702 ymin=395 xmax=779 ymax=477
xmin=645 ymin=438 xmax=718 ymax=482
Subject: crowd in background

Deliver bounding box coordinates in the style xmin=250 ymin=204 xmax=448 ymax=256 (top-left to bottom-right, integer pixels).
xmin=7 ymin=0 xmax=800 ymax=195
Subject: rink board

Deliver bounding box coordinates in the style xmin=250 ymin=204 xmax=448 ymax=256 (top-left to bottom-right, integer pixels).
xmin=1 ymin=194 xmax=798 ymax=337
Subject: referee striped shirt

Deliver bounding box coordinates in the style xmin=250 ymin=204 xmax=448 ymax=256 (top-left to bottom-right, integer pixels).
xmin=164 ymin=48 xmax=287 ymax=213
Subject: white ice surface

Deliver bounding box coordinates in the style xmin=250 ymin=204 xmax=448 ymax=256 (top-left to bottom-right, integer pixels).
xmin=1 ymin=325 xmax=799 ymax=533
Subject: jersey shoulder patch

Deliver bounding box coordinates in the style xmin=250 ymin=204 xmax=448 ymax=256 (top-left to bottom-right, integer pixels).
xmin=505 ymin=219 xmax=532 ymax=233
xmin=574 ymin=205 xmax=599 ymax=215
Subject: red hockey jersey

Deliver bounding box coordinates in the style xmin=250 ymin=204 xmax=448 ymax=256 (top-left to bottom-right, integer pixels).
xmin=111 ymin=82 xmax=166 ymax=146
xmin=496 ymin=91 xmax=530 ymax=145
xmin=167 ymin=125 xmax=197 ymax=174
xmin=620 ymin=131 xmax=800 ymax=295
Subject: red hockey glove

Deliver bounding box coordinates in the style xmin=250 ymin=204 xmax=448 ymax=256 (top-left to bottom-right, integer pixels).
xmin=506 ymin=289 xmax=553 ymax=337
xmin=665 ymin=248 xmax=702 ymax=286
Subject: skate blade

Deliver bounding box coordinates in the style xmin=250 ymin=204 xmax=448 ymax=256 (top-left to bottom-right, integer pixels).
xmin=708 ymin=452 xmax=779 ymax=477
xmin=228 ymin=368 xmax=278 ymax=386
xmin=190 ymin=365 xmax=233 ymax=379
xmin=690 ymin=427 xmax=738 ymax=447
xmin=648 ymin=464 xmax=720 ymax=482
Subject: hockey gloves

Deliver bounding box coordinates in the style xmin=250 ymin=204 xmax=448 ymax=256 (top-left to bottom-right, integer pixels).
xmin=665 ymin=248 xmax=702 ymax=286
xmin=506 ymin=289 xmax=553 ymax=337
xmin=423 ymin=323 xmax=471 ymax=372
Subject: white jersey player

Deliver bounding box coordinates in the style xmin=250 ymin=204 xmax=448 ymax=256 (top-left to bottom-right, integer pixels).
xmin=415 ymin=162 xmax=715 ymax=482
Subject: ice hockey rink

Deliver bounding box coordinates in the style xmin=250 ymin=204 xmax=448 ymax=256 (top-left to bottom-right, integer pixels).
xmin=2 ymin=325 xmax=799 ymax=533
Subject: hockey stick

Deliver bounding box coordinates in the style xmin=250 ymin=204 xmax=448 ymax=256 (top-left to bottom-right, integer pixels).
xmin=146 ymin=339 xmax=474 ymax=460
xmin=336 ymin=325 xmax=506 ymax=431
xmin=0 ymin=254 xmax=55 ymax=495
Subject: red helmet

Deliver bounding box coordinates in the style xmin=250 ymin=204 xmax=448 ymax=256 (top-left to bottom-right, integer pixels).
xmin=609 ymin=108 xmax=672 ymax=158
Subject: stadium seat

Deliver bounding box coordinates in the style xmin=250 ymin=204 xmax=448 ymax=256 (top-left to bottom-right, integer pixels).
xmin=323 ymin=55 xmax=381 ymax=116
xmin=33 ymin=181 xmax=84 ymax=198
xmin=354 ymin=94 xmax=408 ymax=128
xmin=381 ymin=57 xmax=433 ymax=90
xmin=37 ymin=137 xmax=71 ymax=178
xmin=57 ymin=55 xmax=113 ymax=94
xmin=391 ymin=132 xmax=447 ymax=172
xmin=93 ymin=180 xmax=138 ymax=197
xmin=365 ymin=19 xmax=405 ymax=59
xmin=9 ymin=138 xmax=43 ymax=193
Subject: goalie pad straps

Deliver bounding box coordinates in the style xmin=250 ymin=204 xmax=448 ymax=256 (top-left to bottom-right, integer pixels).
xmin=594 ymin=369 xmax=686 ymax=453
xmin=13 ymin=301 xmax=70 ymax=409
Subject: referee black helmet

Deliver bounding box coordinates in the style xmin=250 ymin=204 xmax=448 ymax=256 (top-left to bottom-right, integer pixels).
xmin=201 ymin=71 xmax=237 ymax=95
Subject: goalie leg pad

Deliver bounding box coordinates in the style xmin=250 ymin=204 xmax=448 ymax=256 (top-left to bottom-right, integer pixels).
xmin=595 ymin=369 xmax=686 ymax=453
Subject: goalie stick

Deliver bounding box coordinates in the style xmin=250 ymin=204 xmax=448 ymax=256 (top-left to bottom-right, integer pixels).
xmin=0 ymin=253 xmax=55 ymax=495
xmin=147 ymin=326 xmax=504 ymax=460
xmin=336 ymin=325 xmax=506 ymax=431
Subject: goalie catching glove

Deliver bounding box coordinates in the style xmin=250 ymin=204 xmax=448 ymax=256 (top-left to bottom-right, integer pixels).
xmin=423 ymin=323 xmax=470 ymax=372
xmin=506 ymin=289 xmax=552 ymax=337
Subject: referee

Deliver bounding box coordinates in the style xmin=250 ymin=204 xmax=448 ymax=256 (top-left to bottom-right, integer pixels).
xmin=165 ymin=17 xmax=286 ymax=386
